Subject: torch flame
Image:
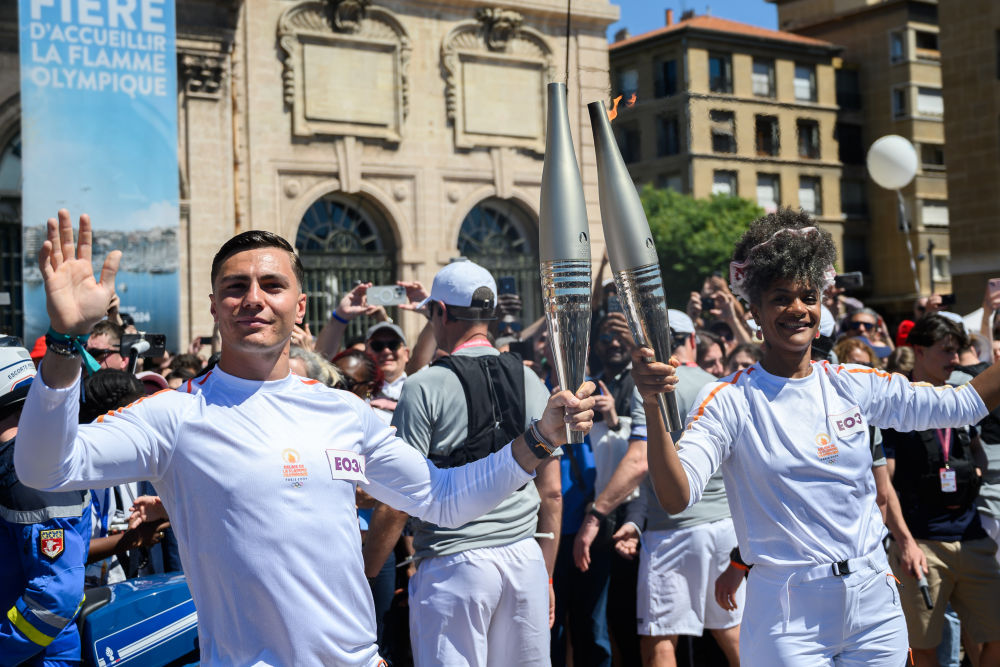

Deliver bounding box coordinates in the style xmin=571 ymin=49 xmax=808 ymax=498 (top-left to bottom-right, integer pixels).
xmin=607 ymin=95 xmax=623 ymax=121
xmin=606 ymin=93 xmax=638 ymax=121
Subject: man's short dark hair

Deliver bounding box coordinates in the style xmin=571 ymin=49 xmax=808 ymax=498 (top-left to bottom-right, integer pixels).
xmin=696 ymin=329 xmax=723 ymax=360
xmin=211 ymin=231 xmax=305 ymax=289
xmin=445 ymin=286 xmax=497 ymax=322
xmin=906 ymin=313 xmax=968 ymax=349
xmin=90 ymin=319 xmax=124 ymax=344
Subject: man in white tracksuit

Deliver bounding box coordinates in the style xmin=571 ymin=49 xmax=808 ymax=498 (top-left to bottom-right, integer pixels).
xmin=14 ymin=210 xmax=595 ymax=666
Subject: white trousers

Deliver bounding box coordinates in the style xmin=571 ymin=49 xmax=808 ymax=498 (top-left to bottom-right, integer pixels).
xmin=742 ymin=550 xmax=909 ymax=666
xmin=408 ymin=537 xmax=549 ymax=667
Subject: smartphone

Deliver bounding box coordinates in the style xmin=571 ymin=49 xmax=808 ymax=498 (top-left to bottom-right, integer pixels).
xmin=366 ymin=285 xmax=407 ymax=307
xmin=508 ymin=340 xmax=534 ymax=361
xmin=835 ymin=272 xmax=864 ymax=290
xmin=498 ymin=276 xmax=517 ymax=296
xmin=120 ymin=333 xmax=166 ymax=358
xmin=701 ymin=294 xmax=717 ymax=311
xmin=607 ymin=294 xmax=623 ymax=313
xmin=939 ymin=293 xmax=957 ymax=307
xmin=199 ymin=336 xmax=214 ymax=346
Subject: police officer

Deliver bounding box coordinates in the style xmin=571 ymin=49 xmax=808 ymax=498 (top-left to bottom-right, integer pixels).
xmin=1 ymin=337 xmax=90 ymax=666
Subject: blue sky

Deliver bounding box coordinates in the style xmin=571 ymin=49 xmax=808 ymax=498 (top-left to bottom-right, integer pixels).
xmin=608 ymin=1 xmax=779 ymax=40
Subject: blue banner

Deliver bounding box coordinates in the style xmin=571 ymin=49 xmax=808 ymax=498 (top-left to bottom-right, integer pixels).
xmin=18 ymin=0 xmax=179 ymax=348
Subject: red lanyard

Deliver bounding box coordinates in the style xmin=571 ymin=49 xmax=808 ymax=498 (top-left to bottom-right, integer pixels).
xmin=936 ymin=428 xmax=952 ymax=468
xmin=452 ymin=338 xmax=493 ymax=354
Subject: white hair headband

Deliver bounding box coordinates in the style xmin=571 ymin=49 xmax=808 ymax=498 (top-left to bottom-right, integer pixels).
xmin=729 ymin=227 xmax=835 ymax=303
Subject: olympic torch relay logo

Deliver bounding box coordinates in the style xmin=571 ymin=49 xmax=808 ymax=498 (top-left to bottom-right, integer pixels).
xmin=281 ymin=448 xmax=308 ymax=487
xmin=815 ymin=433 xmax=839 ymax=465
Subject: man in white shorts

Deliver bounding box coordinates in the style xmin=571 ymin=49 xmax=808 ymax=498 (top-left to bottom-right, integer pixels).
xmin=366 ymin=260 xmax=561 ymax=666
xmin=611 ymin=311 xmax=741 ymax=666
xmin=14 ymin=210 xmax=594 ymax=666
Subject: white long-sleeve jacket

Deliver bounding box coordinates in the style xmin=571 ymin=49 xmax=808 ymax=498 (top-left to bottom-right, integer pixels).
xmin=15 ymin=367 xmax=534 ymax=666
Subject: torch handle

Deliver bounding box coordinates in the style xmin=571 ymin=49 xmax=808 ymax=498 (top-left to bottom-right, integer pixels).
xmin=613 ymin=264 xmax=684 ymax=433
xmin=540 ymin=259 xmax=592 ymax=445
xmin=654 ymin=391 xmax=684 ymax=437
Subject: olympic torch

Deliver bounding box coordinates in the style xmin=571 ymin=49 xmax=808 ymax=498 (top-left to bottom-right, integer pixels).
xmin=587 ymin=99 xmax=683 ymax=433
xmin=539 ymin=82 xmax=592 ymax=444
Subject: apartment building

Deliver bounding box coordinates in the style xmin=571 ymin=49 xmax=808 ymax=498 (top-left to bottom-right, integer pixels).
xmin=608 ymin=11 xmax=845 ymax=264
xmin=770 ymin=0 xmax=951 ymax=315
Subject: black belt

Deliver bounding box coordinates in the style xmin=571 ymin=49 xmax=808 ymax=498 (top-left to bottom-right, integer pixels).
xmin=831 ymin=560 xmax=852 ymax=576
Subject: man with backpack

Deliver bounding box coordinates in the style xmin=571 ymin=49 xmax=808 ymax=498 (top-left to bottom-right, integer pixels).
xmin=368 ymin=260 xmax=561 ymax=666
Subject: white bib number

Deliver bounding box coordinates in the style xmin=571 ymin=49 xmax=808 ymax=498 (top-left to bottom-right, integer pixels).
xmin=326 ymin=449 xmax=368 ymax=483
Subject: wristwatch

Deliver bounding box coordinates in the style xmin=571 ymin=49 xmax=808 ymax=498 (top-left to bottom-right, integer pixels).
xmin=587 ymin=503 xmax=608 ymax=522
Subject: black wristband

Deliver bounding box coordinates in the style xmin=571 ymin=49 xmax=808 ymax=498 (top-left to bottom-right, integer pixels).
xmin=587 ymin=504 xmax=608 ymax=522
xmin=523 ymin=420 xmax=554 ymax=459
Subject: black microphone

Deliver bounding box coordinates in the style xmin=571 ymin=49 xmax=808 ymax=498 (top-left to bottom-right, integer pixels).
xmin=916 ymin=573 xmax=933 ymax=610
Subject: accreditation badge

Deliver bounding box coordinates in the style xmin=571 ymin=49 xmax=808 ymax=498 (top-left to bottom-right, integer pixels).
xmin=39 ymin=529 xmax=65 ymax=560
xmin=939 ymin=468 xmax=957 ymax=493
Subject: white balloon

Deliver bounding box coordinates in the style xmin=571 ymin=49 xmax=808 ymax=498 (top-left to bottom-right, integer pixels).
xmin=867 ymin=135 xmax=918 ymax=190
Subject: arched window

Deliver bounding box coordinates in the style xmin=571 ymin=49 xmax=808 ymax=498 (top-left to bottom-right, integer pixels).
xmin=457 ymin=198 xmax=540 ymax=324
xmin=0 ymin=133 xmax=23 ymax=338
xmin=295 ymin=193 xmax=397 ymax=342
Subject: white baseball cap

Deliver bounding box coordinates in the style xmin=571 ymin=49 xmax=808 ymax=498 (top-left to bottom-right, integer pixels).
xmin=418 ymin=259 xmax=497 ymax=310
xmin=667 ymin=309 xmax=696 ymax=336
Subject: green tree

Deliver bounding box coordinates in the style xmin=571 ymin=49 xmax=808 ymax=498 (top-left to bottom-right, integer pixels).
xmin=641 ymin=186 xmax=763 ymax=307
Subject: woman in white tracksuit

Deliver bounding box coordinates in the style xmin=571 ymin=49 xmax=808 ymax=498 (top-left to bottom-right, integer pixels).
xmin=632 ymin=209 xmax=1000 ymax=666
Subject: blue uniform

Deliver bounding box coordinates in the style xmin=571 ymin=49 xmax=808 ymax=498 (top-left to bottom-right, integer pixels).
xmin=1 ymin=437 xmax=90 ymax=666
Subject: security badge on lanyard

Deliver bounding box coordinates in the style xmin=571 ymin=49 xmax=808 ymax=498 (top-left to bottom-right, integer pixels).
xmin=937 ymin=428 xmax=957 ymax=493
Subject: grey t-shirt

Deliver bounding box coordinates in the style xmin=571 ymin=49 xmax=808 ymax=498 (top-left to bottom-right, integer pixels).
xmin=392 ymin=345 xmax=551 ymax=560
xmin=630 ymin=363 xmax=730 ymax=532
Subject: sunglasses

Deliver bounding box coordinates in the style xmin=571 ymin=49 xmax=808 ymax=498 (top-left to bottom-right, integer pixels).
xmin=369 ymin=339 xmax=404 ymax=353
xmin=847 ymin=321 xmax=876 ymax=331
xmin=86 ymin=347 xmax=117 ymax=360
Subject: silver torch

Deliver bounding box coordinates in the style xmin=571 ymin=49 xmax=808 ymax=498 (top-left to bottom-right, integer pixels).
xmin=587 ymin=99 xmax=683 ymax=433
xmin=539 ymin=82 xmax=592 ymax=444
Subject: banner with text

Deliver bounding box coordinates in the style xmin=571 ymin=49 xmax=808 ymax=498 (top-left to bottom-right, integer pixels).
xmin=18 ymin=0 xmax=179 ymax=348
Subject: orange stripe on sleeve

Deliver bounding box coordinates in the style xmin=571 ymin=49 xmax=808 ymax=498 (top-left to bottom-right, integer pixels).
xmin=93 ymin=387 xmax=176 ymax=423
xmin=690 ymin=370 xmax=745 ymax=425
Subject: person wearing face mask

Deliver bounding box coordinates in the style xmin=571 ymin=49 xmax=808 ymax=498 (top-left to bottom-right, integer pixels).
xmin=633 ymin=209 xmax=1000 ymax=666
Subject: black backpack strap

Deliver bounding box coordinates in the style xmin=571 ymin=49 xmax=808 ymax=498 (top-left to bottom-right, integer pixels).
xmin=429 ymin=353 xmax=526 ymax=469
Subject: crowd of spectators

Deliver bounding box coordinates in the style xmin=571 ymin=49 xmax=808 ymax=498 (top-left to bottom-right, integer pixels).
xmin=13 ymin=248 xmax=1000 ymax=667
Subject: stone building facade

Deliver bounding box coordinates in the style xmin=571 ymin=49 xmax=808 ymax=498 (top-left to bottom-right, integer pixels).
xmin=0 ymin=0 xmax=618 ymax=345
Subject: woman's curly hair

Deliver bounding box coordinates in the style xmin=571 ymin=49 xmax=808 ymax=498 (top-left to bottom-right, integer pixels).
xmin=731 ymin=208 xmax=836 ymax=306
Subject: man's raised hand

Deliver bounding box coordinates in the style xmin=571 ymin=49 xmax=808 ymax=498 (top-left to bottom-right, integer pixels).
xmin=39 ymin=210 xmax=120 ymax=335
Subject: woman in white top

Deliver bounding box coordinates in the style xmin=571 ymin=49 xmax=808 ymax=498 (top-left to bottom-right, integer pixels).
xmin=633 ymin=209 xmax=1000 ymax=666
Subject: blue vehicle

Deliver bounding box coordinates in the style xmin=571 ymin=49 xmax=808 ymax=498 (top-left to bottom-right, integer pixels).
xmin=77 ymin=574 xmax=199 ymax=667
